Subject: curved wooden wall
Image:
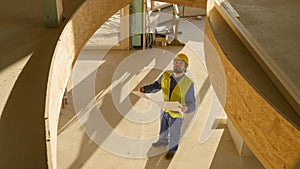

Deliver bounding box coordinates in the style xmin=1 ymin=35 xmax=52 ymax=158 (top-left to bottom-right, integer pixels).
xmin=214 ymin=0 xmax=300 ymax=117
xmin=204 ymin=5 xmax=300 ymax=169
xmin=45 ymin=0 xmax=133 ymax=168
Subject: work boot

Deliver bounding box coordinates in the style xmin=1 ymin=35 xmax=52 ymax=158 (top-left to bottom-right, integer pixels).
xmin=165 ymin=151 xmax=176 ymax=160
xmin=152 ymin=140 xmax=168 ymax=147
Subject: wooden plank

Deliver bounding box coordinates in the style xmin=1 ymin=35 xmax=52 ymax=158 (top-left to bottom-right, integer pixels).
xmin=218 ymin=0 xmax=239 ymax=19
xmin=151 ymin=1 xmax=172 ymax=11
xmin=143 ymin=0 xmax=146 ymax=50
xmin=154 ymin=0 xmax=207 ymax=9
xmin=119 ymin=5 xmax=130 ymax=49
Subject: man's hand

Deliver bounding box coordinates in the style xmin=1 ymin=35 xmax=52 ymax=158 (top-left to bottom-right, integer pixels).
xmin=181 ymin=105 xmax=188 ymax=113
xmin=138 ymin=87 xmax=145 ymax=93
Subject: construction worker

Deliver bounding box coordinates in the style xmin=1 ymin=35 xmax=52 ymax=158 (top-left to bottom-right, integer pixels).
xmin=139 ymin=53 xmax=195 ymax=160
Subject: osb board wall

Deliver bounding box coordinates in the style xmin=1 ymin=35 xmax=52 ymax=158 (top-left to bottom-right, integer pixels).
xmin=154 ymin=0 xmax=207 ymax=8
xmin=204 ymin=11 xmax=300 ymax=169
xmin=45 ymin=0 xmax=133 ymax=168
xmin=214 ymin=0 xmax=300 ymax=117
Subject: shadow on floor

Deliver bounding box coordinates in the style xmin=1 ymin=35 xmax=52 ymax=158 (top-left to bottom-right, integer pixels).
xmin=145 ymin=146 xmax=171 ymax=169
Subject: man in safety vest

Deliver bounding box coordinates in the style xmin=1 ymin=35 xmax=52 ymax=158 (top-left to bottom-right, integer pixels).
xmin=139 ymin=53 xmax=195 ymax=160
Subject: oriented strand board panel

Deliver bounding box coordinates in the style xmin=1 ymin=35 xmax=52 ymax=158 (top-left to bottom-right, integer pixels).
xmin=205 ymin=7 xmax=300 ymax=169
xmin=214 ymin=0 xmax=300 ymax=117
xmin=154 ymin=0 xmax=207 ymax=8
xmin=46 ymin=0 xmax=134 ymax=168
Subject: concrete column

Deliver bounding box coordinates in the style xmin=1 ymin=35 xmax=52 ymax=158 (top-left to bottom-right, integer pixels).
xmin=42 ymin=0 xmax=63 ymax=28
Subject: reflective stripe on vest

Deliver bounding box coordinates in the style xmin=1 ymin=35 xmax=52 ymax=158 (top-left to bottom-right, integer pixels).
xmin=161 ymin=70 xmax=192 ymax=118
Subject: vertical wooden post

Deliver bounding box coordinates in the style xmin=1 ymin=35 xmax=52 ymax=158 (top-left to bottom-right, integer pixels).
xmin=143 ymin=0 xmax=146 ymax=50
xmin=120 ymin=6 xmax=130 ymax=49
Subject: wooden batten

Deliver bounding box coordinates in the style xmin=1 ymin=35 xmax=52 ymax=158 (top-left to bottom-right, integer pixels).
xmin=154 ymin=0 xmax=208 ymax=9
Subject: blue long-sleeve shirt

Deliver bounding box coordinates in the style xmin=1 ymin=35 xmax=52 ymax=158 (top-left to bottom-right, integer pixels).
xmin=143 ymin=72 xmax=195 ymax=114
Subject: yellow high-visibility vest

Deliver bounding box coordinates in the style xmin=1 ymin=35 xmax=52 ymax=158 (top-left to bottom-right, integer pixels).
xmin=161 ymin=70 xmax=193 ymax=118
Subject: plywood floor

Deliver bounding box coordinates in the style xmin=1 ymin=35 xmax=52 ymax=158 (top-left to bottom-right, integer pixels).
xmin=57 ymin=44 xmax=263 ymax=169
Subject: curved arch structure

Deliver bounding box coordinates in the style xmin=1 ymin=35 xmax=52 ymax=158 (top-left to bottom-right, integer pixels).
xmin=45 ymin=0 xmax=133 ymax=168
xmin=46 ymin=0 xmax=207 ymax=168
xmin=1 ymin=0 xmax=299 ymax=168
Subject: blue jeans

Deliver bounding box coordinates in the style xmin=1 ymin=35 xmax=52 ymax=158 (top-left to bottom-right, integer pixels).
xmin=159 ymin=111 xmax=183 ymax=152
